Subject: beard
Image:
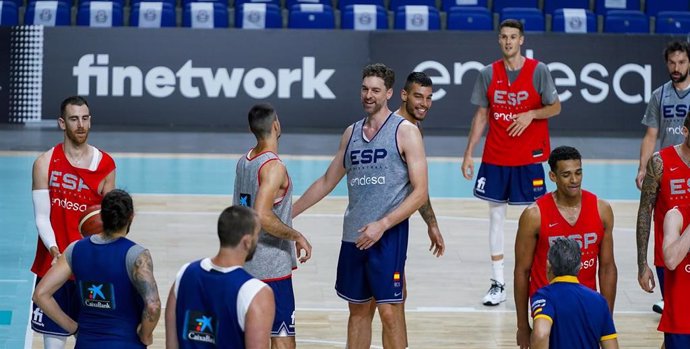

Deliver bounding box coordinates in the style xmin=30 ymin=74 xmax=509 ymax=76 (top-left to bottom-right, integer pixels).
xmin=245 ymin=243 xmax=257 ymax=262
xmin=671 ymin=71 xmax=688 ymax=83
xmin=65 ymin=127 xmax=89 ymax=145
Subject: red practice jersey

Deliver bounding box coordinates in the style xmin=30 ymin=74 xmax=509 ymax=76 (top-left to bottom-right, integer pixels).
xmin=30 ymin=143 xmax=116 ymax=277
xmin=483 ymin=58 xmax=550 ymax=166
xmin=654 ymin=146 xmax=690 ymax=267
xmin=530 ymin=190 xmax=604 ymax=296
xmin=658 ymin=205 xmax=690 ymax=334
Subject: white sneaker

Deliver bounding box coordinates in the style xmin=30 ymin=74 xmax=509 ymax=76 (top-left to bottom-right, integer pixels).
xmin=482 ymin=279 xmax=506 ymax=306
xmin=653 ymin=300 xmax=664 ymax=314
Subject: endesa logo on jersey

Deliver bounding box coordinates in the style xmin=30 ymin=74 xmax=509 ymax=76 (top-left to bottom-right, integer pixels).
xmin=350 ymin=175 xmax=386 ymax=186
xmin=51 ymin=198 xmax=88 ymax=212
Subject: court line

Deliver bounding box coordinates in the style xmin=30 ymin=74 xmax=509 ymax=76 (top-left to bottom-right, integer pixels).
xmin=296 ymin=338 xmax=382 ymax=348
xmin=296 ymin=307 xmax=655 ymax=315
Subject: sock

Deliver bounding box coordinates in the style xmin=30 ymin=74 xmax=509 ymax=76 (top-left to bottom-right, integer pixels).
xmin=492 ymin=259 xmax=505 ymax=285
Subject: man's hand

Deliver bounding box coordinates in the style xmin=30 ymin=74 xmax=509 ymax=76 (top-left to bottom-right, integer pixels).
xmin=507 ymin=111 xmax=536 ymax=137
xmin=635 ymin=168 xmax=646 ymax=190
xmin=427 ymin=225 xmax=445 ymax=257
xmin=49 ymin=246 xmax=61 ymax=266
xmin=138 ymin=324 xmax=153 ymax=346
xmin=295 ymin=235 xmax=312 ymax=263
xmin=461 ymin=157 xmax=474 ymax=180
xmin=517 ymin=326 xmax=532 ymax=349
xmin=638 ymin=263 xmax=656 ymax=293
xmin=355 ymin=221 xmax=387 ymax=250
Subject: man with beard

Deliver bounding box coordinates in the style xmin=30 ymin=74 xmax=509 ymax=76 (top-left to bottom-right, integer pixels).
xmin=461 ymin=19 xmax=561 ymax=308
xmin=293 ymin=63 xmax=428 ymax=349
xmin=165 ymin=205 xmax=275 ymax=349
xmin=514 ymin=146 xmax=617 ymax=349
xmin=636 ymin=40 xmax=690 ymax=315
xmin=232 ymin=103 xmax=312 ymax=349
xmin=29 ymin=96 xmax=116 ymax=349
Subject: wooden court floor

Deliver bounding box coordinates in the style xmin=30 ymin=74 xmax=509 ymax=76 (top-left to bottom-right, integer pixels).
xmin=33 ymin=196 xmax=664 ymax=348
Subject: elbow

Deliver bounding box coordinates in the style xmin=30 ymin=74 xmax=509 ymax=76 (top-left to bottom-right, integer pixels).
xmin=146 ymin=299 xmax=162 ymax=319
xmin=664 ymin=255 xmax=678 ymax=271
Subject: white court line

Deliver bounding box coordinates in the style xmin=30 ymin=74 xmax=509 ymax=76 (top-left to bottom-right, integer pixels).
xmin=296 ymin=306 xmax=655 ymax=315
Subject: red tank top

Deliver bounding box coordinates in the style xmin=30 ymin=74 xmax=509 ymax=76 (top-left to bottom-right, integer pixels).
xmin=484 ymin=58 xmax=550 ymax=166
xmin=530 ymin=190 xmax=604 ymax=296
xmin=658 ymin=205 xmax=690 ymax=334
xmin=30 ymin=144 xmax=116 ymax=277
xmin=654 ymin=146 xmax=690 ymax=266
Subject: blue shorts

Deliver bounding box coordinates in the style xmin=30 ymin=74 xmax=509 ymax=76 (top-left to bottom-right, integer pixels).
xmin=656 ymin=266 xmax=666 ymax=297
xmin=266 ymin=277 xmax=295 ymax=337
xmin=335 ymin=220 xmax=408 ymax=304
xmin=473 ymin=163 xmax=546 ymax=205
xmin=665 ymin=333 xmax=690 ymax=349
xmin=31 ymin=278 xmax=79 ymax=336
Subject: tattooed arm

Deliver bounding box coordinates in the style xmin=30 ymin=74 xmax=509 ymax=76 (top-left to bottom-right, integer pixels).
xmin=635 ymin=152 xmax=663 ymax=293
xmin=131 ymin=250 xmax=162 ymax=346
xmin=418 ymin=198 xmax=445 ymax=257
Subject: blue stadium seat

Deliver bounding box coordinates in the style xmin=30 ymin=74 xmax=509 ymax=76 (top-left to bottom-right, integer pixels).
xmin=446 ymin=6 xmax=492 ymax=31
xmin=2 ymin=0 xmax=21 ymax=9
xmin=286 ymin=0 xmax=329 ymax=11
xmin=552 ymin=8 xmax=596 ymax=33
xmin=181 ymin=0 xmax=225 ymax=5
xmin=129 ymin=2 xmax=176 ymax=27
xmin=441 ymin=0 xmax=487 ymax=13
xmin=341 ymin=4 xmax=387 ymax=30
xmin=646 ymin=0 xmax=688 ymax=17
xmin=77 ymin=1 xmax=124 ymax=26
xmin=389 ymin=0 xmax=434 ymax=11
xmin=235 ymin=0 xmax=279 ymax=9
xmin=25 ymin=1 xmax=71 ymax=25
xmin=78 ymin=0 xmax=125 ymax=8
xmin=543 ymin=0 xmax=589 ymax=14
xmin=0 ymin=0 xmax=19 ymax=25
xmin=235 ymin=3 xmax=281 ymax=28
xmin=338 ymin=0 xmax=383 ymax=11
xmin=394 ymin=5 xmax=440 ymax=30
xmin=288 ymin=4 xmax=335 ymax=29
xmin=183 ymin=2 xmax=228 ymax=28
xmin=493 ymin=0 xmax=536 ymax=13
xmin=595 ymin=0 xmax=640 ymax=15
xmin=500 ymin=7 xmax=544 ymax=32
xmin=655 ymin=11 xmax=690 ymax=34
xmin=130 ymin=0 xmax=177 ymax=7
xmin=604 ymin=9 xmax=648 ymax=33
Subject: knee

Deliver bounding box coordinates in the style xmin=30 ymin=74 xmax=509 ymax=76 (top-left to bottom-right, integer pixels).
xmin=377 ymin=304 xmax=402 ymax=326
xmin=349 ymin=302 xmax=376 ymax=321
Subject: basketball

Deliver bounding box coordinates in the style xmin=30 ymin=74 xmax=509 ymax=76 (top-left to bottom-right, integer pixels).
xmin=79 ymin=205 xmax=103 ymax=237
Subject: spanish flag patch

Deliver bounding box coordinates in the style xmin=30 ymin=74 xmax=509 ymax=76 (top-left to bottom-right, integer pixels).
xmin=532 ymin=179 xmax=544 ymax=187
xmin=393 ymin=272 xmax=400 ymax=281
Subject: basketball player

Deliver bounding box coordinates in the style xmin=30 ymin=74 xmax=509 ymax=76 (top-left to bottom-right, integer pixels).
xmin=658 ymin=205 xmax=690 ymax=348
xmin=233 ymin=103 xmax=311 ymax=349
xmin=30 ymin=96 xmax=116 ymax=349
xmin=33 ymin=189 xmax=161 ymax=347
xmin=636 ymin=40 xmax=690 ymax=314
xmin=293 ymin=63 xmax=428 ymax=349
xmin=530 ymin=238 xmax=619 ymax=349
xmin=460 ymin=19 xmax=561 ymax=306
xmin=166 ymin=205 xmax=274 ymax=349
xmin=514 ymin=146 xmax=617 ymax=349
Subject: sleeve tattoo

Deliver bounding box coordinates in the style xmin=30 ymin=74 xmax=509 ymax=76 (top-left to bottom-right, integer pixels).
xmin=636 ymin=153 xmax=662 ymax=271
xmin=132 ymin=250 xmax=161 ymax=321
xmin=418 ymin=198 xmax=438 ymax=226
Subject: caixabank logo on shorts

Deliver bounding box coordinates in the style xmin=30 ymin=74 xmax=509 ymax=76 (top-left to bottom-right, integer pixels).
xmin=184 ymin=310 xmax=217 ymax=344
xmin=80 ymin=281 xmax=115 ymax=309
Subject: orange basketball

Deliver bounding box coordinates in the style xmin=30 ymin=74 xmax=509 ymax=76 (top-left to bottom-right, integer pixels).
xmin=79 ymin=205 xmax=103 ymax=237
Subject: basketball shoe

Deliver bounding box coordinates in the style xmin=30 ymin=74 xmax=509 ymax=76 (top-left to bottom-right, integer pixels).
xmin=482 ymin=279 xmax=506 ymax=306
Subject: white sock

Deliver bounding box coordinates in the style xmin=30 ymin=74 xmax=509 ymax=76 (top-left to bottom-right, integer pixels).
xmin=488 ymin=202 xmax=506 ymax=257
xmin=43 ymin=334 xmax=67 ymax=349
xmin=492 ymin=259 xmax=505 ymax=285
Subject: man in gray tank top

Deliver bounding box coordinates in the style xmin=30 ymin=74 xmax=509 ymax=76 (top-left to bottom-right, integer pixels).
xmin=233 ymin=103 xmax=312 ymax=349
xmin=293 ymin=63 xmax=429 ymax=349
xmin=636 ymin=41 xmax=690 ymax=316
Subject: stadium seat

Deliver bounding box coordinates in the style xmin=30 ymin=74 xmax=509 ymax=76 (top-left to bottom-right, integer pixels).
xmin=129 ymin=2 xmax=176 ymax=27
xmin=645 ymin=0 xmax=688 ymax=17
xmin=130 ymin=0 xmax=176 ymax=7
xmin=551 ymin=8 xmax=596 ymax=33
xmin=235 ymin=3 xmax=281 ymax=28
xmin=288 ymin=4 xmax=335 ymax=29
xmin=235 ymin=0 xmax=280 ymax=9
xmin=394 ymin=5 xmax=440 ymax=30
xmin=25 ymin=1 xmax=71 ymax=25
xmin=78 ymin=0 xmax=125 ymax=8
xmin=286 ymin=0 xmax=329 ymax=10
xmin=338 ymin=0 xmax=383 ymax=11
xmin=655 ymin=11 xmax=690 ymax=34
xmin=500 ymin=7 xmax=544 ymax=32
xmin=388 ymin=0 xmax=434 ymax=11
xmin=341 ymin=4 xmax=387 ymax=30
xmin=446 ymin=6 xmax=492 ymax=31
xmin=493 ymin=0 xmax=537 ymax=13
xmin=543 ymin=0 xmax=588 ymax=15
xmin=183 ymin=2 xmax=228 ymax=28
xmin=604 ymin=9 xmax=648 ymax=33
xmin=77 ymin=1 xmax=124 ymax=26
xmin=595 ymin=0 xmax=640 ymax=15
xmin=441 ymin=0 xmax=487 ymax=13
xmin=0 ymin=1 xmax=19 ymax=25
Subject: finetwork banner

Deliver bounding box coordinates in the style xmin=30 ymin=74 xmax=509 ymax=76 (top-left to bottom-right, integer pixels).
xmin=7 ymin=27 xmax=679 ymax=134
